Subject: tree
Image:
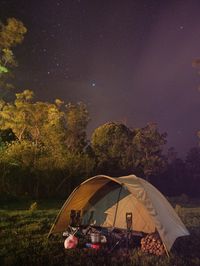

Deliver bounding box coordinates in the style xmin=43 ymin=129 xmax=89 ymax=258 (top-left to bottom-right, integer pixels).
xmin=185 ymin=147 xmax=200 ymax=196
xmin=159 ymin=157 xmax=186 ymax=196
xmin=0 ymin=91 xmax=94 ymax=198
xmin=0 ymin=18 xmax=27 ymax=97
xmin=0 ymin=90 xmax=67 ymax=197
xmin=132 ymin=123 xmax=167 ymax=180
xmin=0 ymin=90 xmax=65 ymax=145
xmin=91 ymin=122 xmax=133 ymax=175
xmin=0 ymin=90 xmax=34 ymax=141
xmin=0 ymin=128 xmax=16 ymax=151
xmin=65 ymin=102 xmax=90 ymax=154
xmin=0 ymin=140 xmax=39 ymax=196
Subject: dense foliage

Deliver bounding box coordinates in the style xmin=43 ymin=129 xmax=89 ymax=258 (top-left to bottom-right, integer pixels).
xmin=0 ymin=18 xmax=27 ymax=98
xmin=0 ymin=90 xmax=199 ymax=198
xmin=0 ymin=91 xmax=94 ymax=198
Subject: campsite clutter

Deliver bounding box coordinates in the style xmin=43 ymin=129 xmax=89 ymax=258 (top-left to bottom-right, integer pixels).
xmin=63 ymin=209 xmax=165 ymax=255
xmin=49 ymin=175 xmax=189 ymax=256
xmin=63 ymin=210 xmax=107 ymax=250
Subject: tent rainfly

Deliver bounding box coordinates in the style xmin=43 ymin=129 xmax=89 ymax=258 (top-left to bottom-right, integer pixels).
xmin=48 ymin=175 xmax=189 ymax=251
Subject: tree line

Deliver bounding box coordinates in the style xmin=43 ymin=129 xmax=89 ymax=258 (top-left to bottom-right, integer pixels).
xmin=0 ymin=92 xmax=199 ymax=198
xmin=0 ymin=18 xmax=199 ymax=199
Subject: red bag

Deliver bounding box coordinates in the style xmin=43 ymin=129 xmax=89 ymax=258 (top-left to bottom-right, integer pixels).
xmin=64 ymin=234 xmax=78 ymax=249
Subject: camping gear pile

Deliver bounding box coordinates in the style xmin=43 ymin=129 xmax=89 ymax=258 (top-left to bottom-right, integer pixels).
xmin=63 ymin=210 xmax=108 ymax=250
xmin=63 ymin=209 xmax=145 ymax=252
xmin=141 ymin=232 xmax=165 ymax=256
xmin=49 ymin=175 xmax=189 ymax=255
xmin=63 ymin=224 xmax=107 ymax=250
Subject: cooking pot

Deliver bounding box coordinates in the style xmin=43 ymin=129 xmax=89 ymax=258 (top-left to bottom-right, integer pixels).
xmin=90 ymin=232 xmax=101 ymax=243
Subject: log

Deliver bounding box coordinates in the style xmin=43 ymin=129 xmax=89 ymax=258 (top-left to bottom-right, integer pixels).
xmin=140 ymin=232 xmax=165 ymax=256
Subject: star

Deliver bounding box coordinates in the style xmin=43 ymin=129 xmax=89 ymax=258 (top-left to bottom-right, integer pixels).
xmin=91 ymin=82 xmax=96 ymax=87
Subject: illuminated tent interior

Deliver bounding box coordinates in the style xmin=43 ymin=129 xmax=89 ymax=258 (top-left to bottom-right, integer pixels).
xmin=48 ymin=175 xmax=189 ymax=251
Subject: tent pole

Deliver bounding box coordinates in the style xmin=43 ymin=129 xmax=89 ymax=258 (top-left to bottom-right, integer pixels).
xmin=163 ymin=242 xmax=170 ymax=257
xmin=113 ymin=185 xmax=123 ymax=228
xmin=47 ymin=185 xmax=80 ymax=238
xmin=48 ymin=223 xmax=55 ymax=238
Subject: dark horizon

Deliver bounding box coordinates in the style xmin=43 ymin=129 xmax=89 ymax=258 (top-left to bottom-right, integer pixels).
xmin=1 ymin=0 xmax=200 ymax=157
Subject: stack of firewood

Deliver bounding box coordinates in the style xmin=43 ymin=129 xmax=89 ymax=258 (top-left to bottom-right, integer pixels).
xmin=140 ymin=233 xmax=165 ymax=256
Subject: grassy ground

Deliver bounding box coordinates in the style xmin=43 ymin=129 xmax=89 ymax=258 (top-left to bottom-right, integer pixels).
xmin=0 ymin=198 xmax=200 ymax=266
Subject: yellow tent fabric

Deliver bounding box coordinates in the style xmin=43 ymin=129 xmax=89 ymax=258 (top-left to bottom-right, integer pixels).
xmin=48 ymin=175 xmax=189 ymax=251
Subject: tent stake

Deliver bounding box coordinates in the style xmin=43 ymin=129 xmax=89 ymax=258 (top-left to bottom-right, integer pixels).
xmin=113 ymin=185 xmax=123 ymax=228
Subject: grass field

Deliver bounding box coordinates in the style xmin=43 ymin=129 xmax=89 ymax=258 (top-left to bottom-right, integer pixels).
xmin=0 ymin=198 xmax=200 ymax=266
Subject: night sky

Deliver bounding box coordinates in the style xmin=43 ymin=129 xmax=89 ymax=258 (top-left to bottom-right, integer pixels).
xmin=1 ymin=0 xmax=200 ymax=156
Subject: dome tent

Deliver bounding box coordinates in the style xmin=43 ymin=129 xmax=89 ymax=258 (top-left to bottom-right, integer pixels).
xmin=48 ymin=175 xmax=189 ymax=251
